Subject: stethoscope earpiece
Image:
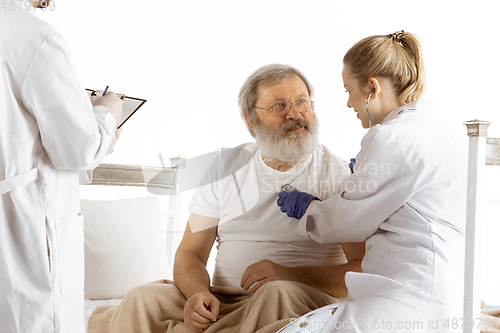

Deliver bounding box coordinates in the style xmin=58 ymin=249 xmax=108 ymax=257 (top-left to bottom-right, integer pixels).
xmin=365 ymin=90 xmax=374 ymax=128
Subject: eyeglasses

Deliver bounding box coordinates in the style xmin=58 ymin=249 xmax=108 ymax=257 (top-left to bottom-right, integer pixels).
xmin=253 ymin=98 xmax=313 ymax=117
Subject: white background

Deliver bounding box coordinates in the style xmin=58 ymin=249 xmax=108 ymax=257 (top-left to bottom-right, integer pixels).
xmin=36 ymin=0 xmax=499 ymax=304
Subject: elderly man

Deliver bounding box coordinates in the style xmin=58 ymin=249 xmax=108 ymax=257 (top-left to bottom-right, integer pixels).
xmin=88 ymin=64 xmax=364 ymax=333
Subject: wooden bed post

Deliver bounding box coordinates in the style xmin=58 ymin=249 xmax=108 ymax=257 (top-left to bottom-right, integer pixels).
xmin=463 ymin=120 xmax=490 ymax=333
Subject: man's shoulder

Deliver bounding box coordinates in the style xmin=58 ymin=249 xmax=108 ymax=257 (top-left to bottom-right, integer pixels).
xmin=215 ymin=143 xmax=256 ymax=173
xmin=282 ymin=144 xmax=349 ymax=197
xmin=313 ymin=143 xmax=349 ymax=166
xmin=309 ymin=143 xmax=350 ymax=181
xmin=234 ymin=142 xmax=257 ymax=153
xmin=230 ymin=142 xmax=259 ymax=162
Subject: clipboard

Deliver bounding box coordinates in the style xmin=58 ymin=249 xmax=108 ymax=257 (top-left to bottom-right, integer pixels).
xmin=86 ymin=88 xmax=147 ymax=129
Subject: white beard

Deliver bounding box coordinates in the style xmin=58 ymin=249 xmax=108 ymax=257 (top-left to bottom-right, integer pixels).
xmin=253 ymin=115 xmax=319 ymax=163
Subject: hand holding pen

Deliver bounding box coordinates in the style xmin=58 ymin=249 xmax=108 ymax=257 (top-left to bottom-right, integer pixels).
xmin=91 ymin=86 xmax=123 ymax=124
xmin=89 ymin=86 xmax=123 ymax=155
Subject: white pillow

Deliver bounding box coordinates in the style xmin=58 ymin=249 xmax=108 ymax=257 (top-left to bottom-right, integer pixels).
xmin=81 ymin=197 xmax=167 ymax=300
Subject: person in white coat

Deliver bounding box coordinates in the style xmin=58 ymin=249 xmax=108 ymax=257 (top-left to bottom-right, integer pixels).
xmin=0 ymin=2 xmax=123 ymax=333
xmin=277 ymin=31 xmax=467 ymax=332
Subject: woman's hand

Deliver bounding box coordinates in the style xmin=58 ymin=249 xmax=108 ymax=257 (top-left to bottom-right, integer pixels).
xmin=277 ymin=190 xmax=321 ymax=219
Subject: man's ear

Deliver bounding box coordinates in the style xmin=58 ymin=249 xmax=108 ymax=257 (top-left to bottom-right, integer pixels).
xmin=244 ymin=111 xmax=255 ymax=131
xmin=367 ymin=77 xmax=382 ymax=99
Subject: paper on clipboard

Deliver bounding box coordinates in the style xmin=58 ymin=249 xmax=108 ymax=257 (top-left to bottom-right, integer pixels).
xmin=86 ymin=88 xmax=147 ymax=128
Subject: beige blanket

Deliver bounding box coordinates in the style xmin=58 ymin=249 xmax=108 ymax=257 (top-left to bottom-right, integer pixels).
xmin=482 ymin=301 xmax=500 ymax=333
xmin=88 ymin=280 xmax=342 ymax=333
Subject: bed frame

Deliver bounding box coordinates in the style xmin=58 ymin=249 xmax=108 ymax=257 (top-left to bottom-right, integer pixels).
xmin=463 ymin=120 xmax=499 ymax=333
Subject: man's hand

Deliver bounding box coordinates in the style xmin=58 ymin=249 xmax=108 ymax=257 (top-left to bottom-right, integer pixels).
xmin=183 ymin=292 xmax=219 ymax=332
xmin=240 ymin=259 xmax=292 ymax=293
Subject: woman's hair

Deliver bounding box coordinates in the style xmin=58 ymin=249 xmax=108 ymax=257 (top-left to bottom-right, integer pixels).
xmin=343 ymin=30 xmax=425 ymax=105
xmin=238 ymin=64 xmax=313 ymax=137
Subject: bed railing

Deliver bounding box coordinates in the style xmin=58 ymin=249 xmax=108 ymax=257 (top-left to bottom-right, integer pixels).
xmin=463 ymin=120 xmax=499 ymax=333
xmin=91 ymin=163 xmax=174 ymax=188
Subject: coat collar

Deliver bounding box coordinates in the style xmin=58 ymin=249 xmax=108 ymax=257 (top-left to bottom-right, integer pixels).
xmin=381 ymin=99 xmax=440 ymax=125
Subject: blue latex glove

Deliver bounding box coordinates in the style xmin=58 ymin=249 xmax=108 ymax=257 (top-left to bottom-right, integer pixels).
xmin=277 ymin=190 xmax=321 ymax=219
xmin=349 ymin=158 xmax=356 ymax=173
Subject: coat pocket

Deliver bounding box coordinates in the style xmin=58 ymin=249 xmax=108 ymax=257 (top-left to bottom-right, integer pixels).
xmin=379 ymin=247 xmax=429 ymax=292
xmin=369 ymin=247 xmax=431 ymax=308
xmin=55 ymin=214 xmax=84 ymax=294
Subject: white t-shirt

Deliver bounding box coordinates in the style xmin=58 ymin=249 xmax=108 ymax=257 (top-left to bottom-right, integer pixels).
xmin=188 ymin=143 xmax=351 ymax=287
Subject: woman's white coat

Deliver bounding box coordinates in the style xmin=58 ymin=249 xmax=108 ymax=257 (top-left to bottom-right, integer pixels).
xmin=295 ymin=100 xmax=467 ymax=332
xmin=0 ymin=10 xmax=115 ymax=333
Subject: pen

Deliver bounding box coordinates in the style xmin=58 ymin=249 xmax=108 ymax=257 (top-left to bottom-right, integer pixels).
xmin=102 ymin=86 xmax=109 ymax=96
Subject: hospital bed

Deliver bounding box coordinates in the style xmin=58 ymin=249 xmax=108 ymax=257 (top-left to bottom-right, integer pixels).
xmin=463 ymin=120 xmax=500 ymax=333
xmin=80 ymin=158 xmax=186 ymax=331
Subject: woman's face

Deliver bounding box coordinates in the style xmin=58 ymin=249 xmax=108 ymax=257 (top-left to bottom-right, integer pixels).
xmin=342 ymin=67 xmax=373 ymax=129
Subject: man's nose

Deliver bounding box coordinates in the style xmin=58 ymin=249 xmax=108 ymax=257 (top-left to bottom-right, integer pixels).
xmin=285 ymin=104 xmax=301 ymax=120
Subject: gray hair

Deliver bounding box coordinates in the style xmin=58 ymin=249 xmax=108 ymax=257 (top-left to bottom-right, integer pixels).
xmin=238 ymin=64 xmax=314 ymax=138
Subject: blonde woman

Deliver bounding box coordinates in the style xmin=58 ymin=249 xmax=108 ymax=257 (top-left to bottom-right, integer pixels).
xmin=277 ymin=31 xmax=466 ymax=332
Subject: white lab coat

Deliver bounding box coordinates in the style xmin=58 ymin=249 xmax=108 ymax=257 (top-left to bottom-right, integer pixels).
xmin=293 ymin=100 xmax=467 ymax=332
xmin=0 ymin=10 xmax=115 ymax=333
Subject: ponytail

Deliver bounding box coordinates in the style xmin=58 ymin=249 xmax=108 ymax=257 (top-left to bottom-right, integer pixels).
xmin=343 ymin=30 xmax=426 ymax=105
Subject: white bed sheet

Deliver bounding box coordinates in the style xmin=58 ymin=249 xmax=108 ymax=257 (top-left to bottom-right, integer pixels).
xmin=84 ymin=298 xmax=122 ymax=332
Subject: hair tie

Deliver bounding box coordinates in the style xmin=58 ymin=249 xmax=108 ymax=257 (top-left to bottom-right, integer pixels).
xmin=389 ymin=30 xmax=404 ymax=43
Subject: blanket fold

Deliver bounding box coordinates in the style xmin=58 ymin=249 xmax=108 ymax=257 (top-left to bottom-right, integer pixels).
xmin=87 ymin=279 xmax=342 ymax=333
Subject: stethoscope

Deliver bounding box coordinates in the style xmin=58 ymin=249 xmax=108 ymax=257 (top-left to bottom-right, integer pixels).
xmin=279 ymin=90 xmax=375 ymax=190
xmin=280 ymin=90 xmax=375 ymax=190
xmin=280 ymin=183 xmax=296 ymax=192
xmin=365 ymin=88 xmax=375 ymax=128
